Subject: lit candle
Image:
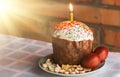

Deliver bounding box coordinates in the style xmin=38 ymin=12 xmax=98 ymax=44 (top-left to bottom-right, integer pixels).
xmin=69 ymin=3 xmax=73 ymax=21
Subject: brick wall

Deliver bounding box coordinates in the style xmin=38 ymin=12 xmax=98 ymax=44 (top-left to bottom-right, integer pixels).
xmin=0 ymin=0 xmax=120 ymax=52
xmin=38 ymin=0 xmax=120 ymax=52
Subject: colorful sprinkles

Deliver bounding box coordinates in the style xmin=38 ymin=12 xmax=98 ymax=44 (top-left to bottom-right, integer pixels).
xmin=53 ymin=21 xmax=94 ymax=41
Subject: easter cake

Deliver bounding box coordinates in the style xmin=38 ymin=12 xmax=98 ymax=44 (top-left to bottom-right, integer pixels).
xmin=52 ymin=21 xmax=94 ymax=65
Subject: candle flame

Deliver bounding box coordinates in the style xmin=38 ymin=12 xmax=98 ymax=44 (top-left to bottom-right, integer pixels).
xmin=69 ymin=3 xmax=73 ymax=12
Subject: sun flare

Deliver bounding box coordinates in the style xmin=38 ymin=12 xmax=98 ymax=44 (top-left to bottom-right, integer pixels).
xmin=0 ymin=0 xmax=44 ymax=36
xmin=0 ymin=0 xmax=12 ymax=14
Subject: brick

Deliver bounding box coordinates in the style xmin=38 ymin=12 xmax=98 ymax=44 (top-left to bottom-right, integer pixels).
xmin=76 ymin=0 xmax=88 ymax=2
xmin=74 ymin=0 xmax=91 ymax=2
xmin=103 ymin=28 xmax=120 ymax=47
xmin=101 ymin=0 xmax=115 ymax=5
xmin=115 ymin=0 xmax=120 ymax=6
xmin=34 ymin=2 xmax=69 ymax=19
xmin=33 ymin=1 xmax=100 ymax=23
xmin=65 ymin=0 xmax=94 ymax=3
xmin=100 ymin=8 xmax=120 ymax=26
xmin=74 ymin=5 xmax=100 ymax=23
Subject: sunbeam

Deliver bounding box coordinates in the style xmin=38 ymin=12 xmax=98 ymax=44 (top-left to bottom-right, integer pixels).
xmin=0 ymin=0 xmax=46 ymax=36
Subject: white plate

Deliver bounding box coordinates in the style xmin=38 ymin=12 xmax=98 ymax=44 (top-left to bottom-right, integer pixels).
xmin=38 ymin=54 xmax=105 ymax=77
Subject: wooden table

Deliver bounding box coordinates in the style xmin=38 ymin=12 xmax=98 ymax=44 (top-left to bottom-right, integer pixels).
xmin=0 ymin=34 xmax=120 ymax=77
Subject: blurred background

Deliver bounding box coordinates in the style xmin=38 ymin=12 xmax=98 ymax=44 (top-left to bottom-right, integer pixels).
xmin=0 ymin=0 xmax=120 ymax=52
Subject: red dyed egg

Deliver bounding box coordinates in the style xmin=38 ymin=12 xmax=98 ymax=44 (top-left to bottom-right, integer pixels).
xmin=94 ymin=46 xmax=109 ymax=61
xmin=81 ymin=54 xmax=101 ymax=69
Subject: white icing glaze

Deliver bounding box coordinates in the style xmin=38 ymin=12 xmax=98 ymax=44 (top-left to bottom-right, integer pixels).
xmin=53 ymin=21 xmax=94 ymax=41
